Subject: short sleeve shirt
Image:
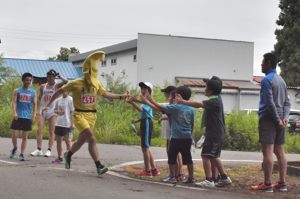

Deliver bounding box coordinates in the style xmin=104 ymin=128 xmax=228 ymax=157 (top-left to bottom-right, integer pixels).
xmin=163 ymin=104 xmax=194 ymax=139
xmin=139 ymin=104 xmax=153 ymax=119
xmin=202 ymin=97 xmax=225 ymax=141
xmin=62 ymin=78 xmax=106 ymax=111
xmin=55 ymin=96 xmax=74 ymax=128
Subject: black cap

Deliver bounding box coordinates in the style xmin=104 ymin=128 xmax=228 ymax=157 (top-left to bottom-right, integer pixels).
xmin=47 ymin=69 xmax=58 ymax=77
xmin=161 ymin=86 xmax=176 ymax=93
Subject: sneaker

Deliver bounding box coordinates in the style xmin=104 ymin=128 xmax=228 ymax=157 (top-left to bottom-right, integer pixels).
xmin=162 ymin=176 xmax=177 ymax=183
xmin=195 ymin=180 xmax=215 ymax=188
xmin=44 ymin=150 xmax=51 ymax=157
xmin=273 ymin=182 xmax=288 ymax=192
xmin=139 ymin=170 xmax=152 ymax=177
xmin=151 ymin=168 xmax=160 ymax=176
xmin=183 ymin=177 xmax=195 ymax=184
xmin=97 ymin=165 xmax=109 ymax=176
xmin=31 ymin=149 xmax=43 ymax=157
xmin=9 ymin=148 xmax=17 ymax=159
xmin=18 ymin=154 xmax=25 ymax=161
xmin=176 ymin=174 xmax=187 ymax=182
xmin=64 ymin=152 xmax=71 ymax=169
xmin=250 ymin=183 xmax=273 ymax=192
xmin=215 ymin=177 xmax=232 ymax=187
xmin=52 ymin=157 xmax=63 ymax=164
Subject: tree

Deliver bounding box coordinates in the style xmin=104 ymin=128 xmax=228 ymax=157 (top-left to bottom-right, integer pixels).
xmin=0 ymin=54 xmax=19 ymax=84
xmin=274 ymin=0 xmax=300 ymax=86
xmin=48 ymin=47 xmax=80 ymax=61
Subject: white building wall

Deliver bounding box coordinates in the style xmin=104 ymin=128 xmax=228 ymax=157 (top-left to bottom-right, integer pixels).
xmin=137 ymin=33 xmax=254 ymax=86
xmin=98 ymin=50 xmax=138 ymax=88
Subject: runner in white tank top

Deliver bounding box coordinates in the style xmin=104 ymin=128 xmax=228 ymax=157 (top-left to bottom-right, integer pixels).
xmin=40 ymin=83 xmax=57 ymax=119
xmin=31 ymin=69 xmax=68 ymax=157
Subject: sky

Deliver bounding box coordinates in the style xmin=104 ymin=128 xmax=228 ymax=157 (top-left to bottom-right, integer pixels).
xmin=0 ymin=0 xmax=281 ymax=75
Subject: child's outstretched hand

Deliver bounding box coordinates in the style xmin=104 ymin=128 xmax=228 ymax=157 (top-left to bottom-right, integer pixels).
xmin=126 ymin=95 xmax=135 ymax=103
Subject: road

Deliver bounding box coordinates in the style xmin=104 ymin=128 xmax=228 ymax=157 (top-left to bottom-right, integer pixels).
xmin=0 ymin=137 xmax=298 ymax=199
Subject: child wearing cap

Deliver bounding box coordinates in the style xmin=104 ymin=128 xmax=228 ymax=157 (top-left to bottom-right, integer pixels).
xmin=126 ymin=82 xmax=160 ymax=177
xmin=175 ymin=76 xmax=232 ymax=188
xmin=140 ymin=86 xmax=195 ymax=184
xmin=159 ymin=86 xmax=185 ymax=182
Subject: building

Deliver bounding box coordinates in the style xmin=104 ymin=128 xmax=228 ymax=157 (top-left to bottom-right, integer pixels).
xmin=69 ymin=33 xmax=300 ymax=112
xmin=3 ymin=58 xmax=82 ymax=84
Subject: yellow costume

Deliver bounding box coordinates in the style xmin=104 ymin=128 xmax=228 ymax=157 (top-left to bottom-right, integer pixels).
xmin=62 ymin=51 xmax=106 ymax=132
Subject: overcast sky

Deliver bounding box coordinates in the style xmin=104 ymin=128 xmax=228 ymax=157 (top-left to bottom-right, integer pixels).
xmin=0 ymin=0 xmax=281 ymax=75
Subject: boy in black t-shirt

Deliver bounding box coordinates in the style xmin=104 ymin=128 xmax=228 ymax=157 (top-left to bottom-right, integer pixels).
xmin=175 ymin=76 xmax=232 ymax=188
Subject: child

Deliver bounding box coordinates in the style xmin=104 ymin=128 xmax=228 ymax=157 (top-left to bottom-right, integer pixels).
xmin=176 ymin=76 xmax=232 ymax=188
xmin=9 ymin=72 xmax=37 ymax=161
xmin=52 ymin=91 xmax=74 ymax=164
xmin=159 ymin=86 xmax=185 ymax=182
xmin=141 ymin=86 xmax=195 ymax=183
xmin=126 ymin=82 xmax=160 ymax=177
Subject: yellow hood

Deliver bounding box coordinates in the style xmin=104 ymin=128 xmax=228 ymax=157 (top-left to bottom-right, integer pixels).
xmin=82 ymin=51 xmax=105 ymax=89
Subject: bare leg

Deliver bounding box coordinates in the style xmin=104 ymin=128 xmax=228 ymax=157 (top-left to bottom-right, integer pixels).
xmin=11 ymin=130 xmax=18 ymax=149
xmin=176 ymin=153 xmax=183 ymax=176
xmin=274 ymin=144 xmax=287 ymax=183
xmin=69 ymin=129 xmax=88 ymax=154
xmin=142 ymin=147 xmax=151 ymax=171
xmin=47 ymin=116 xmax=57 ymax=149
xmin=56 ymin=135 xmax=63 ymax=158
xmin=20 ymin=131 xmax=29 ymax=154
xmin=64 ymin=134 xmax=71 ymax=151
xmin=149 ymin=150 xmax=156 ymax=170
xmin=36 ymin=116 xmax=45 ymax=149
xmin=169 ymin=164 xmax=176 ymax=177
xmin=210 ymin=158 xmax=226 ymax=175
xmin=86 ymin=129 xmax=100 ymax=162
xmin=262 ymin=144 xmax=274 ymax=184
xmin=187 ymin=163 xmax=194 ymax=179
xmin=202 ymin=155 xmax=212 ymax=178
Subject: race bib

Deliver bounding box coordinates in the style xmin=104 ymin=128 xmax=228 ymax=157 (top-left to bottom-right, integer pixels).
xmin=19 ymin=93 xmax=31 ymax=103
xmin=43 ymin=95 xmax=52 ymax=102
xmin=81 ymin=94 xmax=96 ymax=106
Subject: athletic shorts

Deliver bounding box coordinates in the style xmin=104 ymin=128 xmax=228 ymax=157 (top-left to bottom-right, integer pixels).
xmin=201 ymin=137 xmax=223 ymax=158
xmin=41 ymin=109 xmax=56 ymax=120
xmin=73 ymin=112 xmax=96 ymax=133
xmin=54 ymin=126 xmax=71 ymax=136
xmin=11 ymin=118 xmax=32 ymax=131
xmin=168 ymin=138 xmax=193 ymax=165
xmin=140 ymin=118 xmax=153 ymax=148
xmin=259 ymin=117 xmax=285 ymax=145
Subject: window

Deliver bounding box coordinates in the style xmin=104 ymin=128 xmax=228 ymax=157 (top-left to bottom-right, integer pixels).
xmin=111 ymin=58 xmax=117 ymax=65
xmin=133 ymin=54 xmax=137 ymax=62
xmin=101 ymin=60 xmax=107 ymax=67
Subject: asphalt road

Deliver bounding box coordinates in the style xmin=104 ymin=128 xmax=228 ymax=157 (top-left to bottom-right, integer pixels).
xmin=0 ymin=137 xmax=299 ymax=199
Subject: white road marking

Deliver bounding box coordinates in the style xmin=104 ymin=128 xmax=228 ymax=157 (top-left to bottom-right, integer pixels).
xmin=0 ymin=160 xmax=19 ymax=165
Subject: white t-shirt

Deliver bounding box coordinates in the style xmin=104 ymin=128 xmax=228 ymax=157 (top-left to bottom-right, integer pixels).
xmin=55 ymin=96 xmax=74 ymax=128
xmin=160 ymin=103 xmax=171 ymax=140
xmin=161 ymin=113 xmax=171 ymax=140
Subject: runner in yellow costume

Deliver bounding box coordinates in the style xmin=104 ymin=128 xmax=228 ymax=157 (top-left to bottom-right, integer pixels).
xmin=45 ymin=51 xmax=128 ymax=175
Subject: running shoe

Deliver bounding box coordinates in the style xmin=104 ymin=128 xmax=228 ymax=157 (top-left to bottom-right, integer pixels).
xmin=44 ymin=150 xmax=51 ymax=157
xmin=31 ymin=149 xmax=43 ymax=157
xmin=139 ymin=170 xmax=152 ymax=177
xmin=250 ymin=182 xmax=273 ymax=192
xmin=151 ymin=168 xmax=160 ymax=176
xmin=18 ymin=154 xmax=25 ymax=161
xmin=97 ymin=165 xmax=109 ymax=176
xmin=52 ymin=157 xmax=63 ymax=164
xmin=195 ymin=180 xmax=215 ymax=188
xmin=9 ymin=148 xmax=17 ymax=159
xmin=215 ymin=177 xmax=232 ymax=187
xmin=273 ymin=181 xmax=288 ymax=192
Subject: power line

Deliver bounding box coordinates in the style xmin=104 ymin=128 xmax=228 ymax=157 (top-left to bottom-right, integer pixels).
xmin=0 ymin=27 xmax=135 ymax=38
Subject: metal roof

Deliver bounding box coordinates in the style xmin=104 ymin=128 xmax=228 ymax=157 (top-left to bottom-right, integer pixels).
xmin=69 ymin=39 xmax=137 ymax=62
xmin=3 ymin=58 xmax=81 ymax=79
xmin=176 ymin=77 xmax=261 ymax=90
